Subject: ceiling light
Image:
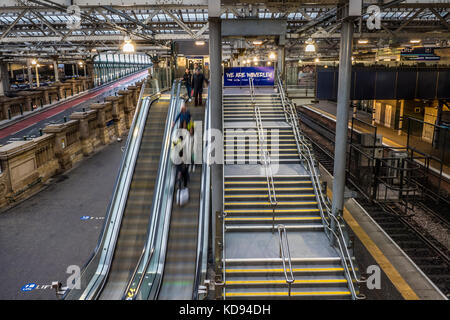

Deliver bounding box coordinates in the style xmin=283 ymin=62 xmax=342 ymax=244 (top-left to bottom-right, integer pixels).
xmin=314 ymin=58 xmax=320 ymax=63
xmin=195 ymin=41 xmax=205 ymax=46
xmin=358 ymin=39 xmax=369 ymax=44
xmin=305 ymin=43 xmax=316 ymax=52
xmin=253 ymin=40 xmax=263 ymax=45
xmin=269 ymin=52 xmax=276 ymax=60
xmin=122 ymin=40 xmax=135 ymax=53
xmin=31 ymin=59 xmax=37 ymax=65
xmin=253 ymin=57 xmax=258 ymax=62
xmin=267 ymin=61 xmax=271 ymax=66
xmin=410 ymin=39 xmax=421 ymax=44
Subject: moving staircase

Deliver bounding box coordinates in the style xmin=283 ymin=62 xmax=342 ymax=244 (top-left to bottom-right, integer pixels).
xmin=220 ymin=80 xmax=358 ymax=299
xmin=98 ymin=100 xmax=169 ymax=299
xmin=158 ymin=105 xmax=205 ymax=299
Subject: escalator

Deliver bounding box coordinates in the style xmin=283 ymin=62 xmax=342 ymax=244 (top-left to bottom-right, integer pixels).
xmin=124 ymin=86 xmax=211 ymax=300
xmin=64 ymin=78 xmax=177 ymax=300
xmin=98 ymin=99 xmax=169 ymax=299
xmin=157 ymin=105 xmax=205 ymax=299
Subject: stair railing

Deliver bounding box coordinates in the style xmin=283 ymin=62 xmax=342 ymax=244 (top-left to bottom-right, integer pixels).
xmin=276 ymin=73 xmax=364 ymax=299
xmin=277 ymin=224 xmax=295 ymax=297
xmin=249 ymin=77 xmax=278 ymax=231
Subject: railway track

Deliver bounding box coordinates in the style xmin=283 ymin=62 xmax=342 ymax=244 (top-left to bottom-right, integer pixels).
xmin=298 ymin=108 xmax=450 ymax=297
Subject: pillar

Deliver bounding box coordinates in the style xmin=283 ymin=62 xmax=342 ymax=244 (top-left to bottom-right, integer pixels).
xmin=331 ymin=19 xmax=353 ymax=234
xmin=0 ymin=62 xmax=10 ymax=96
xmin=53 ymin=60 xmax=59 ymax=82
xmin=27 ymin=60 xmax=33 ymax=87
xmin=209 ymin=0 xmax=222 ymax=275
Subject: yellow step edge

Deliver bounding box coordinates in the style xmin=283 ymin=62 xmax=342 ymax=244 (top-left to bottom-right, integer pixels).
xmin=225 ymin=209 xmax=320 ymax=213
xmin=224 ymin=194 xmax=315 ymax=198
xmin=224 ymin=217 xmax=321 ymax=221
xmin=224 ymin=188 xmax=314 ymax=191
xmin=224 ymin=144 xmax=297 ymax=147
xmin=226 ymin=279 xmax=348 ymax=285
xmin=225 ymin=201 xmax=318 ymax=206
xmin=225 ymin=134 xmax=295 ymax=137
xmin=226 ymin=268 xmax=345 ymax=273
xmin=225 ymin=150 xmax=299 ymax=152
xmin=225 ymin=181 xmax=311 ymax=185
xmin=224 ymin=291 xmax=351 ymax=297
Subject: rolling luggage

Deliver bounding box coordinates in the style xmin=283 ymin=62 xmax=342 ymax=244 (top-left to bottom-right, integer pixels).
xmin=176 ymin=187 xmax=189 ymax=206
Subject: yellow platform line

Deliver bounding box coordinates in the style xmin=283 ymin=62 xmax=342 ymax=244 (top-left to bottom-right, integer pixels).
xmin=225 ymin=201 xmax=318 ymax=206
xmin=326 ymin=189 xmax=419 ymax=300
xmin=226 ymin=268 xmax=345 ymax=273
xmin=225 ymin=208 xmax=320 ymax=213
xmin=225 ymin=181 xmax=311 ymax=185
xmin=224 ymin=194 xmax=315 ymax=198
xmin=225 ymin=187 xmax=314 ymax=192
xmin=224 ymin=291 xmax=351 ymax=297
xmin=225 ymin=216 xmax=321 ymax=221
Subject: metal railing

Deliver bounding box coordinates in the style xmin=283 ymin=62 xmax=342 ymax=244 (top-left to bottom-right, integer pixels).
xmin=64 ymin=77 xmax=151 ymax=300
xmin=277 ymin=224 xmax=295 ymax=297
xmin=123 ymin=80 xmax=182 ymax=300
xmin=193 ymin=87 xmax=211 ymax=300
xmin=249 ymin=77 xmax=278 ymax=230
xmin=276 ymin=73 xmax=363 ymax=300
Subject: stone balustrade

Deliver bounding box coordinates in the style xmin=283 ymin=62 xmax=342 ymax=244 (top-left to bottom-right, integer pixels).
xmin=0 ymin=77 xmax=146 ymax=208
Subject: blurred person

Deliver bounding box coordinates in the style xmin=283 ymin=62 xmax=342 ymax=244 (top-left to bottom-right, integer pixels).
xmin=183 ymin=68 xmax=193 ymax=102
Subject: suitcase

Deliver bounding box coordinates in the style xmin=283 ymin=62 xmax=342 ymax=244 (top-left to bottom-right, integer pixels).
xmin=177 ymin=187 xmax=189 ymax=206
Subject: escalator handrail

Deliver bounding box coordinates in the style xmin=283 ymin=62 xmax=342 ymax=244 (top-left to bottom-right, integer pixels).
xmin=192 ymin=87 xmax=211 ymax=300
xmin=123 ymin=80 xmax=183 ymax=299
xmin=64 ymin=76 xmax=152 ymax=299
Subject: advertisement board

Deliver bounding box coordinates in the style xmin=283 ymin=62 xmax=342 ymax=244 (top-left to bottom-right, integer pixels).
xmin=224 ymin=66 xmax=275 ymax=86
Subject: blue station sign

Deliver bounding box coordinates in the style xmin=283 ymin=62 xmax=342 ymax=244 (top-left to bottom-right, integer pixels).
xmin=224 ymin=66 xmax=275 ymax=86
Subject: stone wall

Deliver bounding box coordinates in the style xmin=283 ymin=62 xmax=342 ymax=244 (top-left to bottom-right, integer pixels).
xmin=0 ymin=78 xmax=147 ymax=208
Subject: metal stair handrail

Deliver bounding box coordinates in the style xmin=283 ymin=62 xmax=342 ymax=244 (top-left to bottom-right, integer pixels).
xmin=277 ymin=224 xmax=295 ymax=296
xmin=276 ymin=73 xmax=363 ymax=299
xmin=249 ymin=77 xmax=277 ymax=221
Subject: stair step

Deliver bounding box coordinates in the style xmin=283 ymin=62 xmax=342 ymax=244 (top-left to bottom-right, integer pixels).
xmin=225 ymin=224 xmax=324 ymax=231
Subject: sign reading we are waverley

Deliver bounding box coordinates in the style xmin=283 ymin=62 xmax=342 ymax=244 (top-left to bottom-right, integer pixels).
xmin=224 ymin=66 xmax=275 ymax=86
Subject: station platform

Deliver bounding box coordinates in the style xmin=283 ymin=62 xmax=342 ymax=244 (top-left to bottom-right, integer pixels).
xmin=0 ymin=70 xmax=148 ymax=145
xmin=319 ymin=164 xmax=447 ymax=300
xmin=0 ymin=139 xmax=125 ymax=299
xmin=296 ymin=99 xmax=450 ymax=178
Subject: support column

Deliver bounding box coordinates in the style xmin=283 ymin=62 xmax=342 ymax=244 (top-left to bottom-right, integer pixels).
xmin=53 ymin=60 xmax=59 ymax=82
xmin=27 ymin=60 xmax=33 ymax=88
xmin=0 ymin=62 xmax=10 ymax=96
xmin=331 ymin=19 xmax=353 ymax=234
xmin=209 ymin=8 xmax=223 ymax=277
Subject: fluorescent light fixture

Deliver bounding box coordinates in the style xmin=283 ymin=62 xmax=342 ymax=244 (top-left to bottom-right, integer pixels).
xmin=410 ymin=39 xmax=421 ymax=44
xmin=78 ymin=61 xmax=83 ymax=66
xmin=314 ymin=58 xmax=320 ymax=63
xmin=253 ymin=40 xmax=263 ymax=45
xmin=122 ymin=40 xmax=135 ymax=53
xmin=298 ymin=59 xmax=302 ymax=63
xmin=267 ymin=61 xmax=271 ymax=66
xmin=269 ymin=52 xmax=276 ymax=60
xmin=305 ymin=43 xmax=316 ymax=52
xmin=195 ymin=40 xmax=205 ymax=46
xmin=253 ymin=57 xmax=258 ymax=62
xmin=31 ymin=59 xmax=37 ymax=65
xmin=358 ymin=39 xmax=369 ymax=44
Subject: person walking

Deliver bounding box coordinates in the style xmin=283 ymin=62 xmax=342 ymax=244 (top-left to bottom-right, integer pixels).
xmin=183 ymin=68 xmax=192 ymax=102
xmin=192 ymin=68 xmax=207 ymax=106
